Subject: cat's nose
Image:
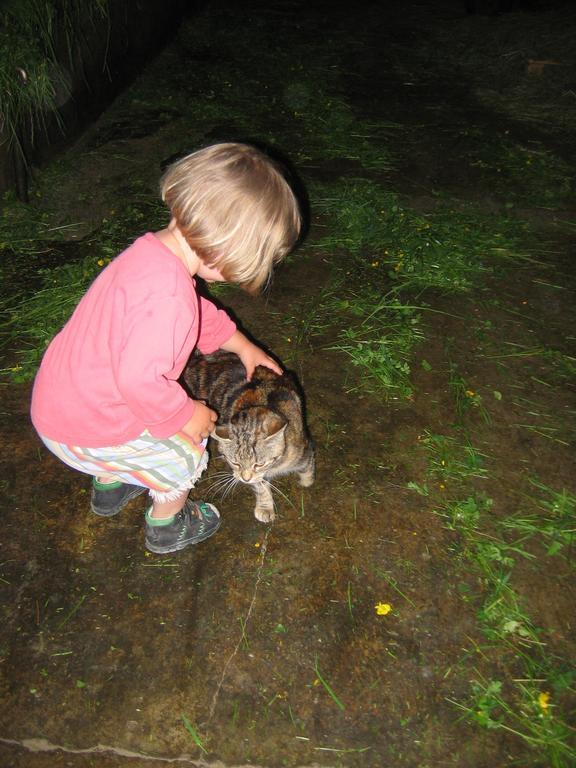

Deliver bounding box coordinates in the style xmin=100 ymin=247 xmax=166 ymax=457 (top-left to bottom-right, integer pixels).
xmin=240 ymin=470 xmax=253 ymax=482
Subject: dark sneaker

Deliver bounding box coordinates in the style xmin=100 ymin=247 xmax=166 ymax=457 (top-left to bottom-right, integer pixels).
xmin=91 ymin=480 xmax=147 ymax=517
xmin=145 ymin=499 xmax=221 ymax=554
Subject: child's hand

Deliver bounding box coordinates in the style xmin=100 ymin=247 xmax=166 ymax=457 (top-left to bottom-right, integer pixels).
xmin=238 ymin=344 xmax=282 ymax=381
xmin=220 ymin=331 xmax=282 ymax=381
xmin=182 ymin=401 xmax=218 ymax=445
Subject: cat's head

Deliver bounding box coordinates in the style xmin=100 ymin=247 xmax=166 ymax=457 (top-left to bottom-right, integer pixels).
xmin=212 ymin=407 xmax=287 ymax=484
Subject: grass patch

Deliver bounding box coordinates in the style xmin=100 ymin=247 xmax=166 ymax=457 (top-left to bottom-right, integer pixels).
xmin=310 ymin=178 xmax=527 ymax=293
xmin=502 ymin=480 xmax=575 ymax=562
xmin=301 ymin=177 xmax=528 ymax=400
xmin=468 ymin=135 xmax=573 ymax=208
xmin=326 ymin=293 xmax=423 ymax=400
xmin=451 ymin=672 xmax=576 ymax=768
xmin=409 ymin=430 xmax=576 ymax=766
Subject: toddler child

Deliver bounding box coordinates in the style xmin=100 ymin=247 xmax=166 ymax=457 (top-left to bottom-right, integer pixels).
xmin=31 ymin=142 xmax=301 ymax=554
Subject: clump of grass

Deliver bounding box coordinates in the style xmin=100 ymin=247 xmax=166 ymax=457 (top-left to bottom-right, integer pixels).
xmin=542 ymin=349 xmax=576 ymax=384
xmin=409 ymin=432 xmax=576 ymax=765
xmin=470 ymin=139 xmax=573 ymax=208
xmin=448 ymin=363 xmax=490 ymax=425
xmin=0 ymin=0 xmax=109 ymax=167
xmin=437 ymin=494 xmax=491 ymax=537
xmin=310 ymin=178 xmax=527 ymax=293
xmin=293 ymin=93 xmax=395 ymax=171
xmin=302 ymin=173 xmax=527 ymax=401
xmin=1 ymin=255 xmax=104 ymax=381
xmin=502 ymin=480 xmax=575 ymax=561
xmin=452 ymin=674 xmax=576 ymax=768
xmin=0 ymin=192 xmax=81 ymax=289
xmin=327 ymin=294 xmax=423 ymax=400
xmin=305 ymin=173 xmax=526 ymax=401
xmin=419 ymin=430 xmax=489 ymax=484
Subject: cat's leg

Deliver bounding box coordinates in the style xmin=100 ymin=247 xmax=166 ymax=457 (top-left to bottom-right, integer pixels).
xmin=298 ymin=449 xmax=315 ymax=488
xmin=254 ymin=481 xmax=275 ymax=523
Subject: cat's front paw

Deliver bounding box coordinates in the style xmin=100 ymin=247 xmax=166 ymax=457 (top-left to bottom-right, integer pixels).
xmin=254 ymin=506 xmax=276 ymax=523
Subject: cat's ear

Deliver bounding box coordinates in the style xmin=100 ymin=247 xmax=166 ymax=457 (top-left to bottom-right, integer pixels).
xmin=265 ymin=414 xmax=287 ymax=440
xmin=213 ymin=425 xmax=231 ymax=442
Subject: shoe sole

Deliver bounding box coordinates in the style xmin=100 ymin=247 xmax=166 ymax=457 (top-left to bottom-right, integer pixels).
xmin=145 ymin=517 xmax=222 ymax=554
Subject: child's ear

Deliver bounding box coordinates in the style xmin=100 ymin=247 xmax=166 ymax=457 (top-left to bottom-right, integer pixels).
xmin=213 ymin=425 xmax=231 ymax=442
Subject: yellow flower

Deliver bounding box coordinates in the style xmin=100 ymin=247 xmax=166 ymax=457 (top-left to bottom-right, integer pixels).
xmin=465 ymin=390 xmax=475 ymax=397
xmin=97 ymin=259 xmax=105 ymax=267
xmin=254 ymin=542 xmax=261 ymax=548
xmin=375 ymin=602 xmax=392 ymax=616
xmin=538 ymin=692 xmax=551 ymax=712
xmin=371 ymin=261 xmax=379 ymax=267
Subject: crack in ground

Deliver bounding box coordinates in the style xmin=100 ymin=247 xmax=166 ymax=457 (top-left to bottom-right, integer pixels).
xmin=206 ymin=524 xmax=273 ymax=724
xmin=0 ymin=736 xmax=210 ymax=764
xmin=0 ymin=736 xmax=329 ymax=767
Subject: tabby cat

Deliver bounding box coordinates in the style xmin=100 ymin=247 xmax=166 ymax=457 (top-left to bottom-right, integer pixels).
xmin=182 ymin=350 xmax=315 ymax=522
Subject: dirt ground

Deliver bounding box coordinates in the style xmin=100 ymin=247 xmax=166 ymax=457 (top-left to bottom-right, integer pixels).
xmin=1 ymin=1 xmax=575 ymax=767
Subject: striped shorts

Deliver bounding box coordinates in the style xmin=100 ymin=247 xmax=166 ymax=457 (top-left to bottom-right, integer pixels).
xmin=39 ymin=431 xmax=209 ymax=503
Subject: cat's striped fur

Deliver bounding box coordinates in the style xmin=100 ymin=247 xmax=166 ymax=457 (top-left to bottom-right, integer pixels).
xmin=182 ymin=350 xmax=315 ymax=521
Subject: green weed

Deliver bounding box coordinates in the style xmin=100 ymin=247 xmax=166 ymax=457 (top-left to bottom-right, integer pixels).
xmin=502 ymin=481 xmax=575 ymax=561
xmin=181 ymin=714 xmax=208 ymax=754
xmin=0 ymin=0 xmax=108 ymax=167
xmin=313 ymin=658 xmax=345 ymax=711
xmin=436 ymin=495 xmax=491 ymax=536
xmin=330 ymin=304 xmax=422 ymax=399
xmin=419 ymin=431 xmax=489 ymax=483
xmin=452 ymin=674 xmax=576 ymax=768
xmin=410 ymin=430 xmax=575 ymax=764
xmin=476 ymin=560 xmax=540 ymax=645
xmin=448 ymin=363 xmax=490 ymax=425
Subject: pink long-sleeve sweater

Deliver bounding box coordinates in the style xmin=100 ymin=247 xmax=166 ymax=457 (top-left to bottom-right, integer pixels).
xmin=31 ymin=233 xmax=236 ymax=447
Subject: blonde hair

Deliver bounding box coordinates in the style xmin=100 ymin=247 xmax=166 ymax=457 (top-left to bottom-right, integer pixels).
xmin=160 ymin=142 xmax=301 ymax=292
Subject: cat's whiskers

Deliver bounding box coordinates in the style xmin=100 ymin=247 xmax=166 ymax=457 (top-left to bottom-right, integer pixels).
xmin=204 ymin=471 xmax=237 ymax=498
xmin=204 ymin=470 xmax=232 ymax=488
xmin=262 ymin=477 xmax=297 ymax=511
xmin=218 ymin=473 xmax=247 ymax=501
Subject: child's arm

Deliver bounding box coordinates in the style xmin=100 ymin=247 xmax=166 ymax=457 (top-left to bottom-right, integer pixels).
xmin=220 ymin=330 xmax=282 ymax=380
